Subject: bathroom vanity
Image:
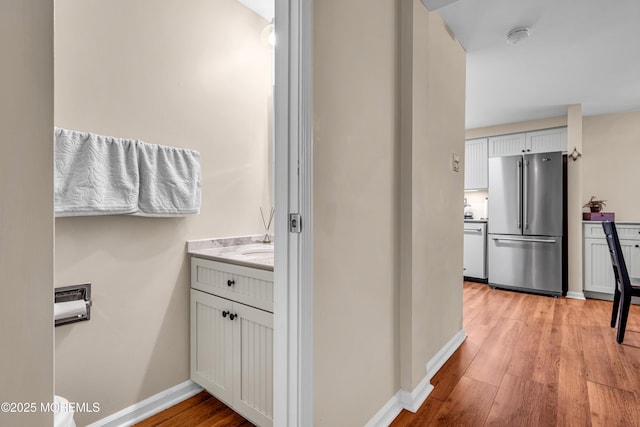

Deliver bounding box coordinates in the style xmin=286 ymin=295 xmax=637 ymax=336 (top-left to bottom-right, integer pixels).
xmin=188 ymin=237 xmax=274 ymax=427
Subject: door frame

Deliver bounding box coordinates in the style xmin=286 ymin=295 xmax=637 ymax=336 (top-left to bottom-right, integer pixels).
xmin=273 ymin=0 xmax=313 ymax=426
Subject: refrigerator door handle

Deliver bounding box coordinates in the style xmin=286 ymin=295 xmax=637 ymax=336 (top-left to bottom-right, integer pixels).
xmin=516 ymin=160 xmax=522 ymax=229
xmin=523 ymin=159 xmax=529 ymax=230
xmin=491 ymin=236 xmax=557 ymax=244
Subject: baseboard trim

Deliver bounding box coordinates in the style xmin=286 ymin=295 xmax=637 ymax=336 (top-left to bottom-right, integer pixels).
xmin=86 ymin=380 xmax=203 ymax=427
xmin=399 ymin=373 xmax=435 ymax=413
xmin=363 ymin=390 xmax=404 ymax=427
xmin=566 ymin=291 xmax=586 ymax=300
xmin=426 ymin=328 xmax=466 ymax=379
xmin=365 ymin=328 xmax=466 ymax=426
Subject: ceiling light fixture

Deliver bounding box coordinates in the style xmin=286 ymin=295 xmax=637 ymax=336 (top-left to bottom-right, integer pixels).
xmin=260 ymin=22 xmax=276 ymax=47
xmin=506 ymin=26 xmax=530 ymax=45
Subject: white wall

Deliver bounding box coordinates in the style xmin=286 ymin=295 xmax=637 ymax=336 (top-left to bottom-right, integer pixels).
xmin=54 ymin=0 xmax=271 ymax=424
xmin=0 ymin=1 xmax=54 ymax=425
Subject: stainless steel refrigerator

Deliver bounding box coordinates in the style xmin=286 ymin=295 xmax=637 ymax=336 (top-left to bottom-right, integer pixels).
xmin=488 ymin=151 xmax=567 ymax=296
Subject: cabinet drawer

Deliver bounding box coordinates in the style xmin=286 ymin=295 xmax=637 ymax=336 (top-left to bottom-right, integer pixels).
xmin=584 ymin=223 xmax=640 ymax=240
xmin=191 ymin=258 xmax=274 ymax=312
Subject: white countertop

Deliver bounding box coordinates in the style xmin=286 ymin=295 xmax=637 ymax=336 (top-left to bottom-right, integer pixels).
xmin=187 ymin=235 xmax=274 ymax=271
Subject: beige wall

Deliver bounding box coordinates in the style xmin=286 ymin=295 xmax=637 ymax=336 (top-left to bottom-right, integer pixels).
xmin=583 ymin=109 xmax=640 ymax=221
xmin=54 ymin=0 xmax=271 ymax=424
xmin=313 ymin=0 xmax=465 ymax=424
xmin=0 ymin=0 xmax=54 ymax=425
xmin=400 ymin=1 xmax=466 ymax=389
xmin=567 ymin=105 xmax=583 ymax=295
xmin=313 ymin=0 xmax=399 ymax=424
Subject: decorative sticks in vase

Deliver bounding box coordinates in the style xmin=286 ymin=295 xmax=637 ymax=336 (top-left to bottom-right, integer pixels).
xmin=260 ymin=207 xmax=275 ymax=244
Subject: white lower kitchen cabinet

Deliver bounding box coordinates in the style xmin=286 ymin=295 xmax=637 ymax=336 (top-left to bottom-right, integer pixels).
xmin=190 ymin=258 xmax=274 ymax=427
xmin=464 ymin=222 xmax=487 ymax=280
xmin=583 ymin=222 xmax=640 ymax=298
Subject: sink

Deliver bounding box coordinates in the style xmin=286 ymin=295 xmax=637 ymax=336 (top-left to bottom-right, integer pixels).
xmin=238 ymin=245 xmax=274 ymax=256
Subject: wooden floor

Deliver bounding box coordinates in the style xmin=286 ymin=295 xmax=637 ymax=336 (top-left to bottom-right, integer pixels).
xmin=133 ymin=391 xmax=253 ymax=427
xmin=136 ymin=281 xmax=640 ymax=427
xmin=392 ymin=281 xmax=640 ymax=427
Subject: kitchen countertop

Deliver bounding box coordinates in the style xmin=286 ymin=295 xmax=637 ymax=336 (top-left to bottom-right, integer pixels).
xmin=187 ymin=235 xmax=274 ymax=271
xmin=464 ymin=219 xmax=488 ymax=223
xmin=583 ymin=220 xmax=640 ymax=224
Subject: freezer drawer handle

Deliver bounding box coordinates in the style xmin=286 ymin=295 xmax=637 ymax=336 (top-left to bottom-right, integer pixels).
xmin=464 ymin=228 xmax=483 ymax=232
xmin=491 ymin=236 xmax=557 ymax=244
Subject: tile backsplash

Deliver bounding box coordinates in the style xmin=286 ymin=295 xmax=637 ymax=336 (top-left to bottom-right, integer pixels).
xmin=464 ymin=190 xmax=489 ymax=220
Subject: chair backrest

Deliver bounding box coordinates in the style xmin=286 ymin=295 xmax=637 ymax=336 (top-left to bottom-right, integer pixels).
xmin=602 ymin=221 xmax=632 ymax=295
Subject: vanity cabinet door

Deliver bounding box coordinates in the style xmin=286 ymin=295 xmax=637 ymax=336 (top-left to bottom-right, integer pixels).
xmin=190 ymin=287 xmax=274 ymax=427
xmin=190 ymin=289 xmax=233 ymax=405
xmin=232 ymin=304 xmax=274 ymax=427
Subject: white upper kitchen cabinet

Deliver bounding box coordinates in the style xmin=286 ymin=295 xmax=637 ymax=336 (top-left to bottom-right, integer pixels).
xmin=488 ymin=133 xmax=526 ymax=157
xmin=526 ymin=128 xmax=567 ymax=154
xmin=488 ymin=127 xmax=567 ymax=157
xmin=464 ymin=138 xmax=488 ymax=190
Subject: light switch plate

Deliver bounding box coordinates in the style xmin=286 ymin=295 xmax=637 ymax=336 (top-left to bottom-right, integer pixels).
xmin=452 ymin=153 xmax=460 ymax=172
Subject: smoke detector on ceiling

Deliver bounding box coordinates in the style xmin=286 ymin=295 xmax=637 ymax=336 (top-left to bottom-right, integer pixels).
xmin=506 ymin=27 xmax=530 ymax=45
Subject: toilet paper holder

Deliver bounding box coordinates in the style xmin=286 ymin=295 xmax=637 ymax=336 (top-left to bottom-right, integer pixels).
xmin=54 ymin=283 xmax=92 ymax=327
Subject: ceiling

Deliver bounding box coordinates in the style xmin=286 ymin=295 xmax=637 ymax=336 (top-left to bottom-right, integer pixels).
xmin=241 ymin=0 xmax=640 ymax=130
xmin=237 ymin=0 xmax=273 ymax=21
xmin=431 ymin=0 xmax=640 ymax=129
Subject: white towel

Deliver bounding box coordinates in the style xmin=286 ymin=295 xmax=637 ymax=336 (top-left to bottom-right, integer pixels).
xmin=137 ymin=142 xmax=201 ymax=215
xmin=54 ymin=128 xmax=139 ymax=216
xmin=54 ymin=128 xmax=201 ymax=217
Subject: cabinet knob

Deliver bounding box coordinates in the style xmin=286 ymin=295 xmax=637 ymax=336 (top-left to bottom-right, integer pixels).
xmin=227 ymin=279 xmax=235 ymax=287
xmin=229 ymin=313 xmax=237 ymax=320
xmin=222 ymin=310 xmax=229 ymax=318
xmin=521 ymin=149 xmax=525 ymax=153
xmin=636 ymin=245 xmax=639 ymax=248
xmin=527 ymin=149 xmax=531 ymax=152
